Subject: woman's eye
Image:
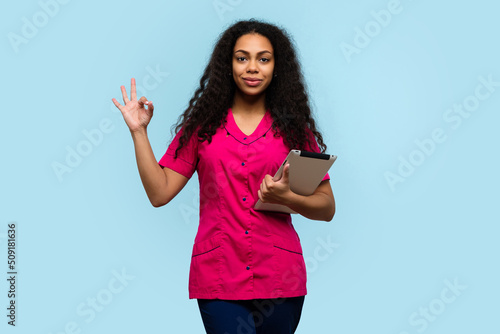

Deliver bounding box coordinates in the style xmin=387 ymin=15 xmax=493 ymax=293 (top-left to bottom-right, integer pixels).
xmin=236 ymin=57 xmax=270 ymax=62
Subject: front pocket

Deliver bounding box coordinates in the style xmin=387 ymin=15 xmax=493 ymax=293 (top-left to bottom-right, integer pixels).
xmin=273 ymin=235 xmax=303 ymax=255
xmin=272 ymin=235 xmax=307 ymax=292
xmin=189 ymin=235 xmax=222 ymax=294
xmin=192 ymin=236 xmax=221 ymax=257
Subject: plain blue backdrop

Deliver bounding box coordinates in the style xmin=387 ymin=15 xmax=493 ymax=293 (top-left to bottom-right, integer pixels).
xmin=1 ymin=0 xmax=499 ymax=333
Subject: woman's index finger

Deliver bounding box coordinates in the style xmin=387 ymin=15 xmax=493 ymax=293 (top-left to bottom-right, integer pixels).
xmin=131 ymin=77 xmax=137 ymax=100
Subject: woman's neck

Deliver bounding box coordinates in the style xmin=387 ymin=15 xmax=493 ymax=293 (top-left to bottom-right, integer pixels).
xmin=231 ymin=89 xmax=267 ymax=116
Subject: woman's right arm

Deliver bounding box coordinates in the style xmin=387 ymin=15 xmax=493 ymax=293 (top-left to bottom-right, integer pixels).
xmin=130 ymin=129 xmax=189 ymax=207
xmin=112 ymin=78 xmax=189 ymax=207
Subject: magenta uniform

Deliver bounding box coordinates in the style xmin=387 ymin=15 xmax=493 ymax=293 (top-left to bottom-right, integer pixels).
xmin=158 ymin=108 xmax=330 ymax=300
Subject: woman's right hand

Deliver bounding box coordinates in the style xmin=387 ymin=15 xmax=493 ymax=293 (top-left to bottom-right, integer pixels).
xmin=112 ymin=78 xmax=154 ymax=133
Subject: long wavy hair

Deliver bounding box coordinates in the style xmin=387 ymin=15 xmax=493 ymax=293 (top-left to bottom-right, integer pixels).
xmin=171 ymin=18 xmax=327 ymax=158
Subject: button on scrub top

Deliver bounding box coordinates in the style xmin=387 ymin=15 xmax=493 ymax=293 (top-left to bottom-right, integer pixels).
xmin=158 ymin=108 xmax=330 ymax=300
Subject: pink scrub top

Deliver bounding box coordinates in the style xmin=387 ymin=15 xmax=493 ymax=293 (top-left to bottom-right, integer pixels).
xmin=158 ymin=107 xmax=330 ymax=300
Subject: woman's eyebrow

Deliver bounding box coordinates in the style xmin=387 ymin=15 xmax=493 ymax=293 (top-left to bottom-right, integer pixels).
xmin=234 ymin=49 xmax=273 ymax=55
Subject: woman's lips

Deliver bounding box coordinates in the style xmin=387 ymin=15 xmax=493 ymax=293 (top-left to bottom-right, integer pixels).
xmin=243 ymin=79 xmax=262 ymax=87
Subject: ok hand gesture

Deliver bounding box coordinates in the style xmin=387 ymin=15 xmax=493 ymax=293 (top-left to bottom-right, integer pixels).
xmin=112 ymin=78 xmax=154 ymax=133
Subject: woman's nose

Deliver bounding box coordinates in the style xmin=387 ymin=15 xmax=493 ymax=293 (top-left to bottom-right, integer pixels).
xmin=246 ymin=59 xmax=258 ymax=72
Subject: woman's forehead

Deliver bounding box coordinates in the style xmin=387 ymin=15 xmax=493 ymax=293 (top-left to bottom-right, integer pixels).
xmin=233 ymin=33 xmax=273 ymax=53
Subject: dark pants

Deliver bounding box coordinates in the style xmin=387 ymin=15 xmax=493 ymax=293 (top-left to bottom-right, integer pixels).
xmin=197 ymin=296 xmax=305 ymax=334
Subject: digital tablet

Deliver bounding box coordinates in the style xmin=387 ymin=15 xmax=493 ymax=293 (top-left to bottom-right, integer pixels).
xmin=254 ymin=150 xmax=337 ymax=214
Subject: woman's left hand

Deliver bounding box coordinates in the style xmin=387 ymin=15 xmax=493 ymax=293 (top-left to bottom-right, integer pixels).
xmin=258 ymin=163 xmax=292 ymax=205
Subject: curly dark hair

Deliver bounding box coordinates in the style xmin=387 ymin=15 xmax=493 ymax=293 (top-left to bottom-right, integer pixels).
xmin=171 ymin=18 xmax=327 ymax=158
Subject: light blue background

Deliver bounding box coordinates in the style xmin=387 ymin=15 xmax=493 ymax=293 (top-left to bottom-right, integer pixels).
xmin=1 ymin=0 xmax=499 ymax=333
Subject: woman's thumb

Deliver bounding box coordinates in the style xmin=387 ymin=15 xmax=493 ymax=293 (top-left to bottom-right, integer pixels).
xmin=281 ymin=163 xmax=290 ymax=182
xmin=145 ymin=100 xmax=154 ymax=115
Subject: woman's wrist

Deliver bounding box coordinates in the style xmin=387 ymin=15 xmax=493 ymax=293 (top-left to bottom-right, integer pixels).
xmin=283 ymin=190 xmax=303 ymax=209
xmin=130 ymin=127 xmax=148 ymax=138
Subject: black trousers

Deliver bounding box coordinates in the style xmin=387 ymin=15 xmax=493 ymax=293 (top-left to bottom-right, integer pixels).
xmin=197 ymin=296 xmax=305 ymax=334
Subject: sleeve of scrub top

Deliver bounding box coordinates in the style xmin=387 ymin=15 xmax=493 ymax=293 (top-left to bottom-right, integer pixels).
xmin=305 ymin=127 xmax=331 ymax=182
xmin=158 ymin=126 xmax=199 ymax=179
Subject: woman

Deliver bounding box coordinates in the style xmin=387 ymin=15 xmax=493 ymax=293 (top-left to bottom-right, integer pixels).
xmin=112 ymin=19 xmax=335 ymax=334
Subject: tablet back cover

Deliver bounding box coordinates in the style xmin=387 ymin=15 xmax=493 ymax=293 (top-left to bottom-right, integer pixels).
xmin=254 ymin=150 xmax=336 ymax=214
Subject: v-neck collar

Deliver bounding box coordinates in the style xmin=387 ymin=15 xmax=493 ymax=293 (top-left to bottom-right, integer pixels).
xmin=224 ymin=107 xmax=273 ymax=144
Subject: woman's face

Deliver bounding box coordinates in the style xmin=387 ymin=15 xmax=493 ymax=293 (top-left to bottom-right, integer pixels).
xmin=232 ymin=33 xmax=275 ymax=97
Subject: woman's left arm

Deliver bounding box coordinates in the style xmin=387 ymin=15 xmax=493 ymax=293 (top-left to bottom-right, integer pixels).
xmin=258 ymin=163 xmax=336 ymax=221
